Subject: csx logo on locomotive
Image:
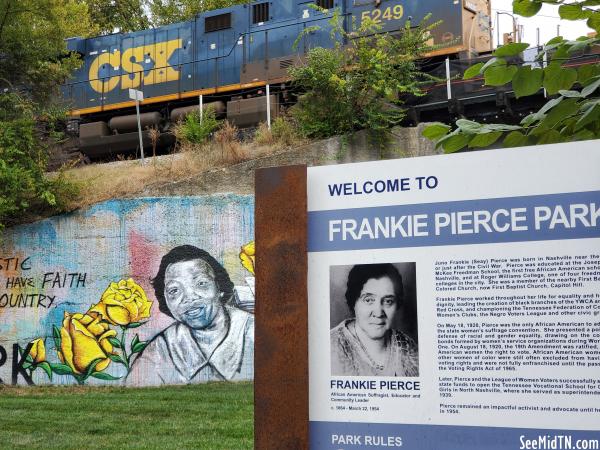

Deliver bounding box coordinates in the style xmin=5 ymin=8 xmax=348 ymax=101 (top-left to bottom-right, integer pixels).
xmin=88 ymin=38 xmax=182 ymax=93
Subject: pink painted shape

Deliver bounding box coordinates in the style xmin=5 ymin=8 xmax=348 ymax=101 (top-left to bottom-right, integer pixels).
xmin=127 ymin=230 xmax=171 ymax=334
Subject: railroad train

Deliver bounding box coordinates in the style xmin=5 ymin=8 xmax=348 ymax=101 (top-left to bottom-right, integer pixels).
xmin=62 ymin=0 xmax=493 ymax=158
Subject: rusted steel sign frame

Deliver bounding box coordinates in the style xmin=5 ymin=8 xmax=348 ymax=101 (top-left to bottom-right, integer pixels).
xmin=255 ymin=165 xmax=308 ymax=450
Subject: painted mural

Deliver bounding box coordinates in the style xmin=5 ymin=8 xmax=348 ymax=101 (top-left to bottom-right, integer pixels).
xmin=0 ymin=196 xmax=255 ymax=386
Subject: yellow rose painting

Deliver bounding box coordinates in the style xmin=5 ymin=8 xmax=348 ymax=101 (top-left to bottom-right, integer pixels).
xmin=19 ymin=338 xmax=53 ymax=381
xmin=89 ymin=278 xmax=152 ymax=326
xmin=239 ymin=241 xmax=255 ymax=275
xmin=28 ymin=278 xmax=153 ymax=385
xmin=58 ymin=312 xmax=117 ymax=378
xmin=28 ymin=338 xmax=46 ymax=364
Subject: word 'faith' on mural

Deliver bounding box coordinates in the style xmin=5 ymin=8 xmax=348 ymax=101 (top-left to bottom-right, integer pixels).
xmin=0 ymin=256 xmax=88 ymax=309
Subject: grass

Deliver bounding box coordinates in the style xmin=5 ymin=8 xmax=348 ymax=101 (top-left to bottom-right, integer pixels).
xmin=55 ymin=146 xmax=247 ymax=213
xmin=56 ymin=135 xmax=295 ymax=213
xmin=0 ymin=382 xmax=253 ymax=449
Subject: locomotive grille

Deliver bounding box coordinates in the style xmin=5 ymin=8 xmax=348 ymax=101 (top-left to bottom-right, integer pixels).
xmin=316 ymin=0 xmax=334 ymax=9
xmin=253 ymin=2 xmax=270 ymax=24
xmin=280 ymin=59 xmax=294 ymax=69
xmin=205 ymin=13 xmax=232 ymax=32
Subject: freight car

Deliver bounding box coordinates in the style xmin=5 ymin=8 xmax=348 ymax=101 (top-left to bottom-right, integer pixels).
xmin=62 ymin=0 xmax=493 ymax=159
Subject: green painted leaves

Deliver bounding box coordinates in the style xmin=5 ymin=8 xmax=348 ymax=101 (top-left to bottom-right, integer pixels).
xmin=49 ymin=363 xmax=74 ymax=376
xmin=130 ymin=334 xmax=148 ymax=355
xmin=90 ymin=372 xmax=122 ymax=381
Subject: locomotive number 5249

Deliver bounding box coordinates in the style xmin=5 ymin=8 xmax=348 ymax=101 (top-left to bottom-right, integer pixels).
xmin=361 ymin=4 xmax=404 ymax=24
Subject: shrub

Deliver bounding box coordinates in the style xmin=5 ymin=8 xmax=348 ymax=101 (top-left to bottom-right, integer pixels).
xmin=174 ymin=107 xmax=219 ymax=145
xmin=0 ymin=93 xmax=34 ymax=122
xmin=214 ymin=120 xmax=247 ymax=163
xmin=290 ymin=12 xmax=438 ymax=139
xmin=0 ymin=118 xmax=75 ymax=230
xmin=254 ymin=116 xmax=299 ymax=147
xmin=254 ymin=122 xmax=274 ymax=146
xmin=271 ymin=116 xmax=299 ymax=147
xmin=39 ymin=104 xmax=69 ymax=141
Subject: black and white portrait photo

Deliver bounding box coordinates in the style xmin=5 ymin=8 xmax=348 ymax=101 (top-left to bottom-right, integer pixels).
xmin=330 ymin=262 xmax=418 ymax=377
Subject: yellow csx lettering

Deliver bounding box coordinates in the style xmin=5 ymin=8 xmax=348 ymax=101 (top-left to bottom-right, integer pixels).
xmin=361 ymin=4 xmax=404 ymax=24
xmin=88 ymin=39 xmax=182 ymax=93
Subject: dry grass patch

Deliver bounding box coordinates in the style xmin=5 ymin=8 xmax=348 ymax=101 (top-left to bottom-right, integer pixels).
xmin=46 ymin=116 xmax=304 ymax=214
xmin=214 ymin=120 xmax=248 ymax=164
xmin=58 ymin=135 xmax=284 ymax=211
xmin=254 ymin=117 xmax=303 ymax=148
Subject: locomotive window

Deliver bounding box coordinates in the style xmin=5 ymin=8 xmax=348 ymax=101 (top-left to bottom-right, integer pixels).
xmin=316 ymin=0 xmax=334 ymax=8
xmin=253 ymin=2 xmax=269 ymax=24
xmin=205 ymin=13 xmax=232 ymax=32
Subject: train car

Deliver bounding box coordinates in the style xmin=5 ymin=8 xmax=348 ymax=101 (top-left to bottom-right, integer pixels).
xmin=62 ymin=0 xmax=492 ymax=158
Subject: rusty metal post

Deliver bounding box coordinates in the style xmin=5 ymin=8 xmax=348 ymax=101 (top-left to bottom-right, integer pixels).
xmin=255 ymin=165 xmax=308 ymax=450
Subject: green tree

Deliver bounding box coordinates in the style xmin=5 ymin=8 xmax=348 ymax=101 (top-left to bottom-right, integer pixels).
xmin=0 ymin=0 xmax=87 ymax=232
xmin=0 ymin=94 xmax=75 ymax=232
xmin=423 ymin=0 xmax=600 ymax=152
xmin=290 ymin=12 xmax=439 ymax=139
xmin=148 ymin=0 xmax=246 ymax=27
xmin=83 ymin=0 xmax=150 ymax=34
xmin=84 ymin=0 xmax=247 ymax=34
xmin=0 ymin=0 xmax=96 ymax=101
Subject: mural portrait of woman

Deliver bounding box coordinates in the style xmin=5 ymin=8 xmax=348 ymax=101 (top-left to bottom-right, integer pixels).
xmin=126 ymin=245 xmax=254 ymax=385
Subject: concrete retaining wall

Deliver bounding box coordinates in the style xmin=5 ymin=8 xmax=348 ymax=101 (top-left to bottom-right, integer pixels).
xmin=0 ymin=196 xmax=255 ymax=386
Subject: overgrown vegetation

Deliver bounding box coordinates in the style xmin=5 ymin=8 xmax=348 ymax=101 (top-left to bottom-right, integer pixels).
xmin=214 ymin=120 xmax=246 ymax=163
xmin=173 ymin=108 xmax=220 ymax=145
xmin=254 ymin=116 xmax=301 ymax=147
xmin=0 ymin=0 xmax=95 ymax=232
xmin=289 ymin=10 xmax=438 ymax=139
xmin=0 ymin=94 xmax=78 ymax=232
xmin=0 ymin=382 xmax=253 ymax=449
xmin=0 ymin=0 xmax=256 ymax=233
xmin=423 ymin=0 xmax=600 ymax=152
xmin=0 ymin=0 xmax=96 ymax=103
xmin=83 ymin=0 xmax=246 ymax=34
xmin=59 ymin=121 xmax=287 ymax=211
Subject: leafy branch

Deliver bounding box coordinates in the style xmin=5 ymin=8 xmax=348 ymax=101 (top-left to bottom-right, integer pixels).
xmin=423 ymin=0 xmax=600 ymax=153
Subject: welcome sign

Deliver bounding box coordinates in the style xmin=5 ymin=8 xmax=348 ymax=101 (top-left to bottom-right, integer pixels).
xmin=306 ymin=140 xmax=600 ymax=450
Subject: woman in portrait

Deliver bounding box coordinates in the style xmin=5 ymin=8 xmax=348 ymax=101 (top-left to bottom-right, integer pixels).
xmin=330 ymin=263 xmax=418 ymax=377
xmin=127 ymin=245 xmax=254 ymax=385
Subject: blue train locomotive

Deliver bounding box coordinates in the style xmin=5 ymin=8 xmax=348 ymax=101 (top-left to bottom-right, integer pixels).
xmin=62 ymin=0 xmax=492 ymax=158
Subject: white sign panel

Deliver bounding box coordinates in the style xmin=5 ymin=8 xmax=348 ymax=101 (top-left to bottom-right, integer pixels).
xmin=128 ymin=88 xmax=144 ymax=101
xmin=307 ymin=140 xmax=600 ymax=450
